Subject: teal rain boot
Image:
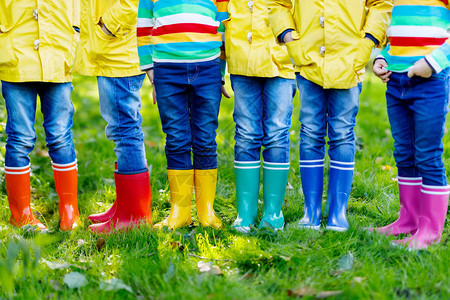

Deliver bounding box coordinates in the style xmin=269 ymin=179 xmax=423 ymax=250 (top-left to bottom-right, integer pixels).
xmin=233 ymin=161 xmax=260 ymax=233
xmin=258 ymin=161 xmax=289 ymax=231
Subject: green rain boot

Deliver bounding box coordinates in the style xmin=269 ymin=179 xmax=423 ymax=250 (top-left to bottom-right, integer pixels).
xmin=232 ymin=160 xmax=260 ymax=233
xmin=258 ymin=161 xmax=289 ymax=231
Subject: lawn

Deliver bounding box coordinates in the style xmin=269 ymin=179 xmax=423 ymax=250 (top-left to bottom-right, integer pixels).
xmin=0 ymin=72 xmax=449 ymax=299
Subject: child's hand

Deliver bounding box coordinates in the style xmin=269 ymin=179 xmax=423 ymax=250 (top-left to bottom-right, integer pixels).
xmin=407 ymin=58 xmax=433 ymax=79
xmin=146 ymin=69 xmax=157 ymax=104
xmin=373 ymin=59 xmax=391 ymax=83
xmin=221 ymin=84 xmax=231 ymax=99
xmin=283 ymin=31 xmax=294 ymax=43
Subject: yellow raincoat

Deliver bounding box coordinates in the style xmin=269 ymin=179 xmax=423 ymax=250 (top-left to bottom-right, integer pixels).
xmin=0 ymin=0 xmax=80 ymax=82
xmin=266 ymin=0 xmax=393 ymax=89
xmin=74 ymin=0 xmax=142 ymax=77
xmin=224 ymin=0 xmax=294 ymax=79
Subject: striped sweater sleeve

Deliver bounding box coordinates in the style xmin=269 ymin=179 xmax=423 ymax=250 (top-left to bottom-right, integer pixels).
xmin=137 ymin=0 xmax=154 ymax=71
xmin=378 ymin=0 xmax=450 ymax=73
xmin=426 ymin=3 xmax=450 ymax=73
xmin=215 ymin=0 xmax=229 ymax=79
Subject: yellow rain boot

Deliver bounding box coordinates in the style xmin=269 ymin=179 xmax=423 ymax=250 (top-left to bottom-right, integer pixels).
xmin=194 ymin=169 xmax=222 ymax=228
xmin=154 ymin=169 xmax=193 ymax=230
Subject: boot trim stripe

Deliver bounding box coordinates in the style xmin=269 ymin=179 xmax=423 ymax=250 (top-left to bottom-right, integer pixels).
xmin=5 ymin=164 xmax=31 ymax=174
xmin=52 ymin=165 xmax=78 ymax=172
xmin=399 ymin=181 xmax=422 ymax=186
xmin=234 ymin=160 xmax=260 ymax=164
xmin=398 ymin=179 xmax=422 ymax=186
xmin=52 ymin=160 xmax=77 ymax=168
xmin=4 ymin=169 xmax=31 ymax=175
xmin=421 ymin=189 xmax=450 ymax=195
xmin=422 ymin=184 xmax=450 ymax=190
xmin=330 ymin=160 xmax=355 ymax=165
xmin=263 ymin=161 xmax=289 ymax=165
xmin=398 ymin=177 xmax=422 ymax=185
xmin=299 ymin=159 xmax=325 ymax=163
xmin=421 ymin=184 xmax=450 ymax=195
xmin=330 ymin=165 xmax=354 ymax=171
xmin=5 ymin=164 xmax=31 ymax=170
xmin=235 ymin=160 xmax=260 ymax=169
xmin=263 ymin=166 xmax=290 ymax=170
xmin=235 ymin=166 xmax=260 ymax=169
xmin=398 ymin=176 xmax=422 ymax=181
xmin=300 ymin=164 xmax=324 ymax=168
xmin=263 ymin=161 xmax=289 ymax=169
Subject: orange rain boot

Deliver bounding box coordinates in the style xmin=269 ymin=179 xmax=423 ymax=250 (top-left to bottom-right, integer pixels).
xmin=52 ymin=161 xmax=80 ymax=231
xmin=88 ymin=162 xmax=118 ymax=223
xmin=194 ymin=169 xmax=222 ymax=228
xmin=5 ymin=165 xmax=47 ymax=230
xmin=88 ymin=170 xmax=152 ymax=234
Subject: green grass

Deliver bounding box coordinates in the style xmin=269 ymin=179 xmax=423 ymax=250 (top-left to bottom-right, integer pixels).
xmin=0 ymin=72 xmax=449 ymax=299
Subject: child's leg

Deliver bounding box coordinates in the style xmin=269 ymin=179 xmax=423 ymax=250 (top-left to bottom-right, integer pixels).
xmin=411 ymin=75 xmax=449 ymax=186
xmin=371 ymin=73 xmax=421 ymax=235
xmin=396 ymin=72 xmax=449 ymax=249
xmin=97 ymin=75 xmax=147 ymax=174
xmin=386 ymin=73 xmax=420 ymax=179
xmin=231 ymin=75 xmax=265 ymax=232
xmin=2 ymin=81 xmax=46 ymax=230
xmin=3 ymin=81 xmax=38 ymax=167
xmin=259 ymin=77 xmax=296 ymax=231
xmin=39 ymin=82 xmax=79 ymax=231
xmin=325 ymin=83 xmax=361 ymax=231
xmin=189 ymin=59 xmax=222 ymax=228
xmin=152 ymin=62 xmax=193 ymax=229
xmin=89 ymin=75 xmax=152 ymax=233
xmin=296 ymin=76 xmax=327 ymax=229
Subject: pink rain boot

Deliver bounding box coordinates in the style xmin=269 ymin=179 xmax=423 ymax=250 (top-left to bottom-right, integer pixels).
xmin=371 ymin=177 xmax=421 ymax=236
xmin=395 ymin=185 xmax=449 ymax=250
xmin=88 ymin=162 xmax=118 ymax=224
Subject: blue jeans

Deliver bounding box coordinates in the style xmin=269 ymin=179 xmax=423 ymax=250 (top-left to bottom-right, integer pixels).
xmin=386 ymin=70 xmax=450 ymax=186
xmin=297 ymin=75 xmax=361 ymax=162
xmin=153 ymin=59 xmax=222 ymax=170
xmin=232 ymin=75 xmax=296 ymax=163
xmin=1 ymin=81 xmax=76 ymax=167
xmin=97 ymin=74 xmax=147 ymax=174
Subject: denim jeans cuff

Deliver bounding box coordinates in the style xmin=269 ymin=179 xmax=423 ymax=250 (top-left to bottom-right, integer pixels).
xmin=115 ymin=168 xmax=148 ymax=175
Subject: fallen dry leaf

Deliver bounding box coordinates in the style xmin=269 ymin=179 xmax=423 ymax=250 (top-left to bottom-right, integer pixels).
xmin=287 ymin=287 xmax=316 ymax=298
xmin=197 ymin=261 xmax=223 ymax=276
xmin=36 ymin=149 xmax=49 ymax=157
xmin=315 ymin=291 xmax=343 ymax=299
xmin=329 ymin=270 xmax=344 ymax=277
xmin=145 ymin=141 xmax=156 ymax=148
xmin=169 ymin=241 xmax=185 ymax=251
xmin=96 ymin=238 xmax=105 ymax=251
xmin=287 ymin=182 xmax=294 ymax=190
xmin=354 ymin=277 xmax=366 ymax=284
xmin=381 ymin=165 xmax=394 ymax=171
xmin=49 ymin=279 xmax=62 ymax=291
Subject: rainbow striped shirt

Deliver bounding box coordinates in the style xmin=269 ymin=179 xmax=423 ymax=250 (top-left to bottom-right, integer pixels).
xmin=379 ymin=0 xmax=450 ymax=73
xmin=137 ymin=0 xmax=228 ymax=71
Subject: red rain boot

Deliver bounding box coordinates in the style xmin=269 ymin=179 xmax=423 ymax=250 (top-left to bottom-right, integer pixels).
xmin=88 ymin=170 xmax=152 ymax=234
xmin=52 ymin=161 xmax=79 ymax=231
xmin=5 ymin=165 xmax=47 ymax=231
